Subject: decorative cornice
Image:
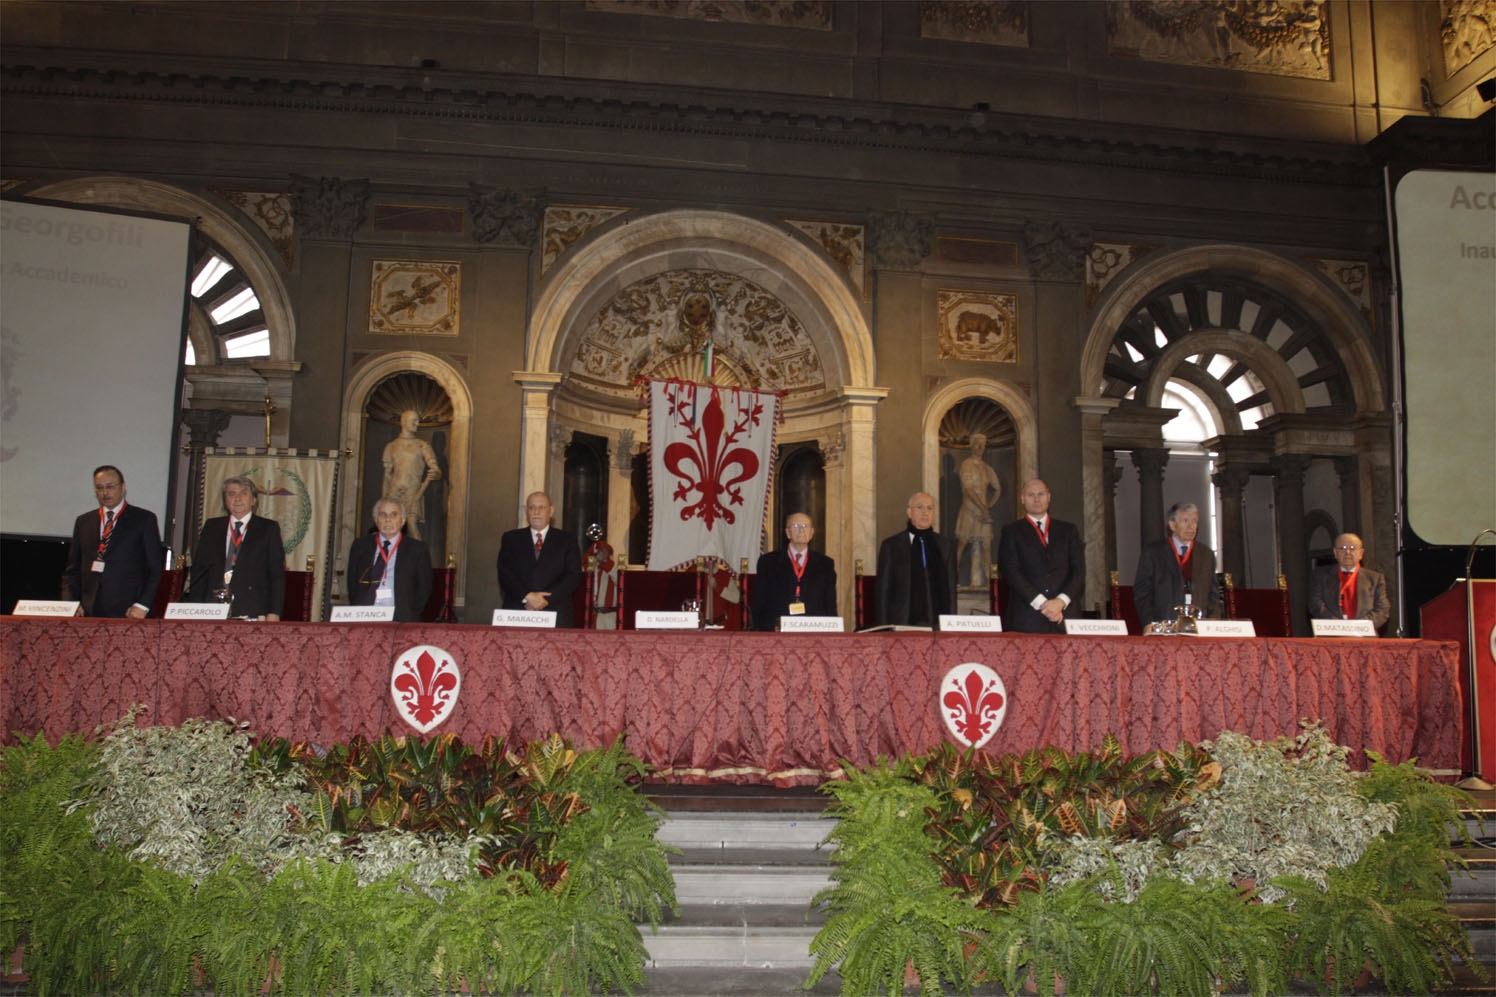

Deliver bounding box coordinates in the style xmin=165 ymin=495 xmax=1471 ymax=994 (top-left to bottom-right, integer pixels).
xmin=1 ymin=58 xmax=1383 ymax=187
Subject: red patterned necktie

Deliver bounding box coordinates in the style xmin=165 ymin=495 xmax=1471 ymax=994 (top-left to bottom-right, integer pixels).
xmin=534 ymin=532 xmax=544 ymax=558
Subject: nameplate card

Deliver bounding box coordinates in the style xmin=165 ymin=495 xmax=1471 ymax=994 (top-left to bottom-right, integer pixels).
xmin=1311 ymin=619 xmax=1377 ymax=638
xmin=779 ymin=615 xmax=844 ymax=633
xmin=330 ymin=606 xmax=395 ymax=623
xmin=164 ymin=603 xmax=232 ymax=620
xmin=492 ymin=609 xmax=557 ymax=628
xmin=1195 ymin=619 xmax=1257 ymax=638
xmin=635 ymin=611 xmax=700 ymax=630
xmin=1064 ymin=618 xmax=1129 ymax=636
xmin=10 ymin=600 xmax=80 ymax=617
xmin=939 ymin=614 xmax=1003 ymax=632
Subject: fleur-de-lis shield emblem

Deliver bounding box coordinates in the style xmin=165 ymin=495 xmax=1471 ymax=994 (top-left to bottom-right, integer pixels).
xmin=661 ymin=385 xmax=763 ymax=530
xmin=940 ymin=663 xmax=1007 ymax=749
xmin=390 ymin=644 xmax=461 ymax=734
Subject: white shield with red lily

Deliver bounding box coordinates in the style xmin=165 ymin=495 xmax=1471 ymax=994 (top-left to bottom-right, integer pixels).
xmin=390 ymin=644 xmax=462 ymax=735
xmin=646 ymin=379 xmax=779 ymax=571
xmin=940 ymin=663 xmax=1007 ymax=749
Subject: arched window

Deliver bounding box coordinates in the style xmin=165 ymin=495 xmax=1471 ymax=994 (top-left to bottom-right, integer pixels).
xmin=185 ymin=232 xmax=270 ymax=364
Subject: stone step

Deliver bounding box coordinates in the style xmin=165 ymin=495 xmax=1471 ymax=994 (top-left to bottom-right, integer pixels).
xmin=658 ymin=812 xmax=834 ymax=854
xmin=671 ymin=863 xmax=831 ymax=906
xmin=642 ymin=922 xmax=820 ymax=969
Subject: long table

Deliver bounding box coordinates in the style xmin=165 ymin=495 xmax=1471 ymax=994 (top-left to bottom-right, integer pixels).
xmin=0 ymin=619 xmax=1463 ymax=784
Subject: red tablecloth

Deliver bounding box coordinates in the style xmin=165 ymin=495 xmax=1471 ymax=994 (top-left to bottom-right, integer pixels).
xmin=0 ymin=619 xmax=1463 ymax=785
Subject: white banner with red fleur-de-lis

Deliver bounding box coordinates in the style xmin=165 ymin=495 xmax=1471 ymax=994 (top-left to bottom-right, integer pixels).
xmin=646 ymin=379 xmax=779 ymax=572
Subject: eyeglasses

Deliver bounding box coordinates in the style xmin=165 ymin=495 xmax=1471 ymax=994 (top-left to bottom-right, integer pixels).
xmin=1335 ymin=545 xmax=1362 ymax=552
xmin=787 ymin=524 xmax=812 ymax=531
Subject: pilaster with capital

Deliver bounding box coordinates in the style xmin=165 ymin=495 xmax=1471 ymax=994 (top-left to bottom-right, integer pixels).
xmin=547 ymin=424 xmax=573 ymax=512
xmin=1132 ymin=447 xmax=1171 ymax=546
xmin=1102 ymin=450 xmax=1122 ymax=574
xmin=1211 ymin=465 xmax=1253 ymax=582
xmin=1075 ymin=395 xmax=1121 ymax=613
xmin=839 ymin=387 xmax=888 ymax=616
xmin=1272 ymin=453 xmax=1312 ymax=635
xmin=606 ymin=427 xmax=638 ymax=559
xmin=512 ymin=371 xmax=564 ymax=523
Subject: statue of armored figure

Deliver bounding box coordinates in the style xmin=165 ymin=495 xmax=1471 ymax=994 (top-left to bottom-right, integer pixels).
xmin=381 ymin=409 xmax=442 ymax=540
xmin=955 ymin=433 xmax=1002 ymax=588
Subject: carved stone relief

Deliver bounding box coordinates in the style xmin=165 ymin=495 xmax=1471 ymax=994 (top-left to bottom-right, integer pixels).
xmin=868 ymin=211 xmax=933 ymax=270
xmin=1107 ymin=0 xmax=1331 ymax=80
xmin=1086 ymin=242 xmax=1158 ymax=310
xmin=542 ymin=206 xmax=633 ymax=276
xmin=585 ymin=0 xmax=831 ymax=29
xmin=1441 ymin=0 xmax=1495 ymax=76
xmin=289 ymin=175 xmax=369 ymax=239
xmin=213 ymin=190 xmax=295 ymax=268
xmin=469 ymin=185 xmax=544 ymax=247
xmin=920 ymin=1 xmax=1029 ymax=47
xmin=1311 ymin=258 xmax=1372 ymax=324
xmin=787 ymin=219 xmax=865 ymax=297
xmin=368 ymin=260 xmax=461 ymax=336
xmin=937 ymin=290 xmax=1019 ymax=364
xmin=569 ymin=269 xmax=825 ymax=397
xmin=613 ymin=428 xmax=636 ymax=473
xmin=1022 ymin=221 xmax=1090 ymax=282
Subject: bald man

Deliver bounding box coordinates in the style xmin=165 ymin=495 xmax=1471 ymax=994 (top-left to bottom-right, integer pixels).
xmin=996 ymin=479 xmax=1085 ymax=633
xmin=497 ymin=491 xmax=582 ymax=627
xmin=875 ymin=491 xmax=958 ymax=627
xmin=752 ymin=512 xmax=838 ymax=630
xmin=1307 ymin=532 xmax=1390 ymax=631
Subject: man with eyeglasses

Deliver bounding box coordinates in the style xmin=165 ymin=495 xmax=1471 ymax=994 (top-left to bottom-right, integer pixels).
xmin=1307 ymin=533 xmax=1390 ymax=631
xmin=60 ymin=464 xmax=164 ymax=618
xmin=752 ymin=512 xmax=837 ymax=630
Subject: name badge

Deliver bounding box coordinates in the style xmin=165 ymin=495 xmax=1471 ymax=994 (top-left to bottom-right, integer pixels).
xmin=91 ymin=560 xmax=106 ymax=573
xmin=331 ymin=605 xmax=396 ymax=623
xmin=787 ymin=601 xmax=806 ymax=615
xmin=1064 ymin=618 xmax=1129 ymax=636
xmin=939 ymin=614 xmax=1003 ymax=632
xmin=492 ymin=609 xmax=557 ymax=628
xmin=1195 ymin=619 xmax=1257 ymax=637
xmin=635 ymin=611 xmax=700 ymax=630
xmin=222 ymin=569 xmax=234 ymax=586
xmin=11 ymin=600 xmax=81 ymax=617
xmin=165 ymin=603 xmax=233 ymax=620
xmin=1311 ymin=618 xmax=1376 ymax=638
xmin=779 ymin=615 xmax=844 ymax=633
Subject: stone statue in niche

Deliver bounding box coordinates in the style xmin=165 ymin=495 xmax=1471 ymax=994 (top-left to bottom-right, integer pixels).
xmin=955 ymin=433 xmax=1003 ymax=588
xmin=382 ymin=409 xmax=442 ymax=540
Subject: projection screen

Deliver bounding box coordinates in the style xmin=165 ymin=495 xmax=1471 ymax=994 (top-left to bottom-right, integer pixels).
xmin=1395 ymin=170 xmax=1496 ymax=548
xmin=0 ymin=198 xmax=191 ymax=538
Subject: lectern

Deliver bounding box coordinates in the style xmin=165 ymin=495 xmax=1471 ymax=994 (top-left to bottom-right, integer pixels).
xmin=1420 ymin=579 xmax=1495 ymax=780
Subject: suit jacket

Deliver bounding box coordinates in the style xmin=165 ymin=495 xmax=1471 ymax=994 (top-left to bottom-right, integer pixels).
xmin=1132 ymin=539 xmax=1222 ymax=626
xmin=752 ymin=547 xmax=837 ymax=631
xmin=60 ymin=503 xmax=164 ymax=617
xmin=996 ymin=516 xmax=1086 ymax=634
xmin=187 ymin=514 xmax=286 ymax=619
xmin=1307 ymin=564 xmax=1391 ymax=630
xmin=347 ymin=533 xmax=433 ymax=622
xmin=875 ymin=530 xmax=958 ymax=627
xmin=498 ymin=525 xmax=582 ymax=627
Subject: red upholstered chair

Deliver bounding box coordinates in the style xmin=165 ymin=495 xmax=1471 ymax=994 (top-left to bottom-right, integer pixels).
xmin=853 ymin=560 xmax=877 ymax=629
xmin=151 ymin=567 xmax=186 ymax=618
xmin=280 ymin=570 xmax=316 ymax=621
xmin=986 ymin=570 xmax=1011 ymax=621
xmin=1224 ymin=572 xmax=1292 ymax=637
xmin=423 ymin=567 xmax=456 ymax=622
xmin=1107 ymin=571 xmax=1142 ymax=635
xmin=617 ymin=560 xmax=745 ymax=629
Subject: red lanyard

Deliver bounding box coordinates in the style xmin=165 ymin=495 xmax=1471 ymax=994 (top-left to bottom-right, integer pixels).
xmin=377 ymin=533 xmax=402 ymax=566
xmin=1173 ymin=540 xmax=1193 ymax=576
xmin=1029 ymin=517 xmax=1047 ymax=547
xmin=97 ymin=503 xmax=124 ymax=557
xmin=790 ymin=549 xmax=806 ymax=597
xmin=1339 ymin=568 xmax=1358 ymax=616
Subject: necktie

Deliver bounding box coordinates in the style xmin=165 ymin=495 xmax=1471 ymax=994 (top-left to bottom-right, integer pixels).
xmin=105 ymin=510 xmax=115 ymax=528
xmin=228 ymin=521 xmax=243 ymax=569
xmin=534 ymin=532 xmax=544 ymax=558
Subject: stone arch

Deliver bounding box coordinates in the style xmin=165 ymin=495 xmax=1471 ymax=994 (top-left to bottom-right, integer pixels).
xmin=26 ymin=176 xmax=296 ymax=362
xmin=339 ymin=352 xmax=472 ymax=608
xmin=1144 ymin=329 xmax=1306 ymax=415
xmin=922 ymin=379 xmax=1038 ymax=519
xmin=1081 ymin=244 xmax=1383 ymax=412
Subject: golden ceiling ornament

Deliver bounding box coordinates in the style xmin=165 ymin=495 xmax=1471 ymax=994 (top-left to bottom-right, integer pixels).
xmin=366 ymin=371 xmax=454 ymax=427
xmin=639 ymin=350 xmax=753 ymax=389
xmin=939 ymin=397 xmax=1017 ymax=450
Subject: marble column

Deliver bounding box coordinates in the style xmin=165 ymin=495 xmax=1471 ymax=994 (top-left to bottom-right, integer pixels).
xmin=1334 ymin=455 xmax=1361 ymax=538
xmin=1102 ymin=450 xmax=1122 ymax=576
xmin=1211 ymin=465 xmax=1252 ymax=584
xmin=1272 ymin=453 xmax=1311 ymax=635
xmin=819 ymin=431 xmax=848 ymax=617
xmin=840 ymin=386 xmax=889 ymax=607
xmin=607 ymin=429 xmax=636 ymax=564
xmin=1132 ymin=447 xmax=1170 ymax=546
xmin=512 ymin=371 xmax=564 ymax=524
xmin=1074 ymin=396 xmax=1121 ymax=614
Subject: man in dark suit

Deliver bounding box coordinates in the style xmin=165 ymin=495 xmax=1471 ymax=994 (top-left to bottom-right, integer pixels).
xmin=187 ymin=475 xmax=286 ymax=620
xmin=497 ymin=491 xmax=582 ymax=627
xmin=60 ymin=464 xmax=164 ymax=618
xmin=347 ymin=496 xmax=433 ymax=622
xmin=752 ymin=512 xmax=837 ymax=630
xmin=1132 ymin=501 xmax=1222 ymax=631
xmin=1307 ymin=532 xmax=1391 ymax=631
xmin=996 ymin=478 xmax=1085 ymax=634
xmin=875 ymin=491 xmax=958 ymax=627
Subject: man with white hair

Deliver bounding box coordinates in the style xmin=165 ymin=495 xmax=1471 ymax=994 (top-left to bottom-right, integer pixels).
xmin=347 ymin=496 xmax=432 ymax=621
